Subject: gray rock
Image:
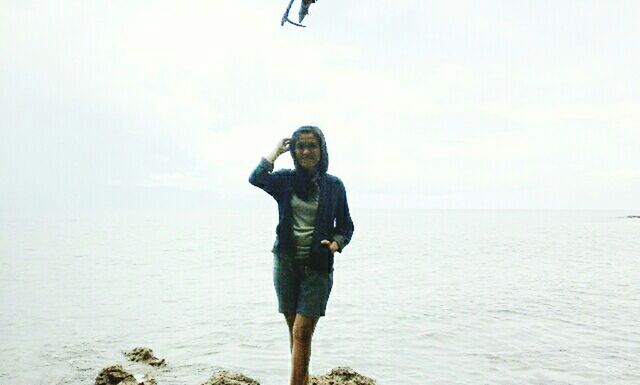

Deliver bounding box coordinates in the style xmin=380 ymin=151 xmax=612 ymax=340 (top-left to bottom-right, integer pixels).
xmin=94 ymin=365 xmax=138 ymax=385
xmin=123 ymin=347 xmax=166 ymax=367
xmin=309 ymin=367 xmax=376 ymax=385
xmin=140 ymin=373 xmax=158 ymax=385
xmin=201 ymin=370 xmax=260 ymax=385
xmin=95 ymin=365 xmax=157 ymax=385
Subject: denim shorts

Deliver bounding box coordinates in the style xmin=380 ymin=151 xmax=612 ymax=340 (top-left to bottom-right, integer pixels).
xmin=273 ymin=253 xmax=333 ymax=318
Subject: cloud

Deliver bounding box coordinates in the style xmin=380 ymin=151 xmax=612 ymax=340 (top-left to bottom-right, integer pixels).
xmin=138 ymin=171 xmax=212 ymax=191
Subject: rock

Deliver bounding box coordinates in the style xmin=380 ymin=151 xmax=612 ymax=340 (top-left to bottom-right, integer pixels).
xmin=123 ymin=347 xmax=166 ymax=367
xmin=309 ymin=367 xmax=376 ymax=385
xmin=101 ymin=348 xmax=376 ymax=385
xmin=95 ymin=365 xmax=157 ymax=385
xmin=201 ymin=370 xmax=260 ymax=385
xmin=94 ymin=365 xmax=137 ymax=385
xmin=140 ymin=373 xmax=157 ymax=385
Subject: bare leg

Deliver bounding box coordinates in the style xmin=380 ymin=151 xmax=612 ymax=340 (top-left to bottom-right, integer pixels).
xmin=284 ymin=313 xmax=296 ymax=352
xmin=290 ymin=314 xmax=318 ymax=385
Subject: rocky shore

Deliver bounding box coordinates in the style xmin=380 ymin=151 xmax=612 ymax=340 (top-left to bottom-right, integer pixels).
xmin=95 ymin=347 xmax=376 ymax=385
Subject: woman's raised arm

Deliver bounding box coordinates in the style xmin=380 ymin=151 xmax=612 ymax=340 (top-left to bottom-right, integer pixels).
xmin=248 ymin=138 xmax=291 ymax=196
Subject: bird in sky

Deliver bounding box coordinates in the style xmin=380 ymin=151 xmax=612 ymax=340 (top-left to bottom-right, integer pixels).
xmin=299 ymin=0 xmax=317 ymax=23
xmin=281 ymin=0 xmax=318 ymax=27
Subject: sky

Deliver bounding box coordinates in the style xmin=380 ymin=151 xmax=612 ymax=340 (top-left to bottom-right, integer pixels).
xmin=1 ymin=1 xmax=639 ymax=210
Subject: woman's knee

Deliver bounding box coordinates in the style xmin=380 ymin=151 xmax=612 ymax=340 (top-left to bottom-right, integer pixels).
xmin=292 ymin=325 xmax=314 ymax=342
xmin=292 ymin=316 xmax=317 ymax=342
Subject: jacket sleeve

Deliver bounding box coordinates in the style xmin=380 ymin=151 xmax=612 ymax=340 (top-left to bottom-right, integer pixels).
xmin=248 ymin=157 xmax=288 ymax=197
xmin=332 ymin=180 xmax=354 ymax=252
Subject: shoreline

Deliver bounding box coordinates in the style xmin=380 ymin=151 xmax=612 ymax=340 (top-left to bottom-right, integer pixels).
xmin=95 ymin=347 xmax=376 ymax=385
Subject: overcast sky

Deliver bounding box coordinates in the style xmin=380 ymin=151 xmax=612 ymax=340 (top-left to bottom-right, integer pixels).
xmin=1 ymin=1 xmax=639 ymax=210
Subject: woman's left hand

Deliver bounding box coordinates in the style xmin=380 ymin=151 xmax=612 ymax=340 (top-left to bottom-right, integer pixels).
xmin=320 ymin=240 xmax=339 ymax=253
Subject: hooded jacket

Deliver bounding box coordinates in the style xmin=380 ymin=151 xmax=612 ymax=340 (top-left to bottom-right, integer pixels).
xmin=248 ymin=127 xmax=354 ymax=272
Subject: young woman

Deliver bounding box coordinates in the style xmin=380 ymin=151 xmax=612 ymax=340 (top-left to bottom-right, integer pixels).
xmin=249 ymin=126 xmax=354 ymax=385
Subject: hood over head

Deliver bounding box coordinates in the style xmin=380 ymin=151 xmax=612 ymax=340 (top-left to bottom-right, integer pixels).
xmin=289 ymin=125 xmax=329 ymax=174
xmin=289 ymin=125 xmax=329 ymax=200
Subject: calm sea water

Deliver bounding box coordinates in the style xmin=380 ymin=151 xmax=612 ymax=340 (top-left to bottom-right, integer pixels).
xmin=1 ymin=209 xmax=639 ymax=385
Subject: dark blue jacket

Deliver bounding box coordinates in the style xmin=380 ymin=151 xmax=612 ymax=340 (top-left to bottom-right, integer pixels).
xmin=249 ymin=157 xmax=354 ymax=272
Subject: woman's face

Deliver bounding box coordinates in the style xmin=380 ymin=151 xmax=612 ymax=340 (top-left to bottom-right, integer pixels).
xmin=295 ymin=132 xmax=321 ymax=172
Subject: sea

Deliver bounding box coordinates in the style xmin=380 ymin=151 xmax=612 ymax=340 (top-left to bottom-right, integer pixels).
xmin=1 ymin=209 xmax=638 ymax=385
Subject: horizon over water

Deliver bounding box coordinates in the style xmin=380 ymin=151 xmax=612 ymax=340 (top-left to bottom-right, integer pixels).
xmin=1 ymin=208 xmax=639 ymax=385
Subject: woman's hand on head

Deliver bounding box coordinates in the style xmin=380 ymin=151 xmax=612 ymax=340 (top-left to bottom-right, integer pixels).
xmin=276 ymin=138 xmax=291 ymax=156
xmin=266 ymin=138 xmax=291 ymax=163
